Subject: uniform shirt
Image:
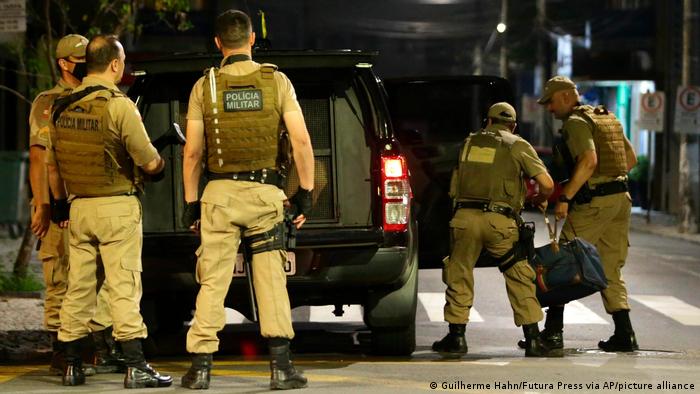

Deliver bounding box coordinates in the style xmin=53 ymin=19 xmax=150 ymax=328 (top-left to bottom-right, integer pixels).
xmin=488 ymin=124 xmax=548 ymax=180
xmin=29 ymin=79 xmax=71 ymax=148
xmin=560 ymin=110 xmax=619 ymax=186
xmin=186 ymin=58 xmax=302 ymax=121
xmin=47 ymin=75 xmax=158 ymax=168
xmin=455 ymin=124 xmax=548 ymax=210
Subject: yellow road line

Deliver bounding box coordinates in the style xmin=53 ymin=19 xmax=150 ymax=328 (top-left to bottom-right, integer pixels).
xmin=0 ymin=366 xmax=43 ymax=384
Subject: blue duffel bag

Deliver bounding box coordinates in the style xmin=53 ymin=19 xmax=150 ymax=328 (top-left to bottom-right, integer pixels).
xmin=530 ymin=237 xmax=607 ymax=307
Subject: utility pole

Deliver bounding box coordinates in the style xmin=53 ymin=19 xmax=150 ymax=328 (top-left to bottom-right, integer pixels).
xmin=536 ymin=0 xmax=548 ymax=147
xmin=473 ymin=45 xmax=482 ymax=75
xmin=499 ymin=0 xmax=508 ymax=78
xmin=678 ymin=0 xmax=697 ymax=233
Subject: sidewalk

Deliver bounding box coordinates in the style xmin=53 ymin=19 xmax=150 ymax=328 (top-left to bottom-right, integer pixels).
xmin=630 ymin=207 xmax=700 ymax=245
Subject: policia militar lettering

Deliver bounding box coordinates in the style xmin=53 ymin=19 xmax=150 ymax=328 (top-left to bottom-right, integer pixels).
xmin=432 ymin=102 xmax=563 ymax=358
xmin=180 ymin=10 xmax=314 ymax=390
xmin=46 ymin=35 xmax=173 ymax=389
xmin=534 ymin=76 xmax=639 ymax=353
xmin=28 ymin=34 xmax=123 ymax=378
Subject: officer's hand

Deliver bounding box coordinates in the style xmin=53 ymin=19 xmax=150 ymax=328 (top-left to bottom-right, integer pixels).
xmin=146 ymin=170 xmax=166 ymax=183
xmin=554 ymin=201 xmax=568 ymax=221
xmin=51 ymin=198 xmax=70 ymax=224
xmin=536 ymin=200 xmax=548 ymax=213
xmin=289 ymin=188 xmax=312 ymax=220
xmin=182 ymin=201 xmax=201 ymax=232
xmin=31 ymin=204 xmax=50 ymax=238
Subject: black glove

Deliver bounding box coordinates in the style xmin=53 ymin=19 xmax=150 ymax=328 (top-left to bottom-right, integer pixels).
xmin=289 ymin=188 xmax=313 ymax=219
xmin=51 ymin=198 xmax=70 ymax=223
xmin=147 ymin=170 xmax=166 ymax=182
xmin=182 ymin=201 xmax=201 ymax=228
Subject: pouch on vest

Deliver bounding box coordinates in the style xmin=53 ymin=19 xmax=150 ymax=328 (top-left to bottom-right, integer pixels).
xmin=53 ymin=88 xmax=136 ymax=197
xmin=202 ymin=65 xmax=281 ymax=174
xmin=455 ymin=130 xmax=524 ymax=211
xmin=573 ymin=105 xmax=627 ymax=178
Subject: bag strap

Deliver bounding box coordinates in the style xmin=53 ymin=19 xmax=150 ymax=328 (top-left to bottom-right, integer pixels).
xmin=542 ymin=209 xmax=560 ymax=253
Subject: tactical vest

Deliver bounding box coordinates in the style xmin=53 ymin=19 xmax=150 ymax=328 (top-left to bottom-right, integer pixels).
xmin=455 ymin=128 xmax=525 ymax=211
xmin=202 ymin=64 xmax=281 ymax=173
xmin=53 ymin=89 xmax=137 ymax=197
xmin=572 ymin=105 xmax=627 ymax=177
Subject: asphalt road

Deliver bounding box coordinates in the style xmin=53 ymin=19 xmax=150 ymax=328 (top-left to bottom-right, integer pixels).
xmin=1 ymin=212 xmax=699 ymax=393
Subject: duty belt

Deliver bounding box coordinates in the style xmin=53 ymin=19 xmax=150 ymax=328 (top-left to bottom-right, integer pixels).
xmin=455 ymin=201 xmax=519 ymax=221
xmin=590 ymin=180 xmax=628 ymax=197
xmin=207 ymin=169 xmax=281 ymax=186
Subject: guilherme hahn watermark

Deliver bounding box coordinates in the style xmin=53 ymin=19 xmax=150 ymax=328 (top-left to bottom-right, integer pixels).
xmin=430 ymin=380 xmax=696 ymax=391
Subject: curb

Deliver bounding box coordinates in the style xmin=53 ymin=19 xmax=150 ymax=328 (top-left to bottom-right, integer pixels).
xmin=0 ymin=291 xmax=42 ymax=299
xmin=630 ymin=218 xmax=700 ymax=246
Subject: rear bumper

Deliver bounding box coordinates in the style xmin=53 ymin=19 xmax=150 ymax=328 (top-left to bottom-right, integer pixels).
xmin=141 ymin=229 xmax=415 ymax=307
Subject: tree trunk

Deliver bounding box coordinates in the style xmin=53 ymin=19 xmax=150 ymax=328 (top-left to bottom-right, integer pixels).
xmin=13 ymin=222 xmax=36 ymax=278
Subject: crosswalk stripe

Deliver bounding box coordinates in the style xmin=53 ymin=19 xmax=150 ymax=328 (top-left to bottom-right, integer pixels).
xmin=219 ymin=294 xmax=700 ymax=326
xmin=418 ymin=292 xmax=445 ymax=322
xmin=309 ymin=305 xmax=364 ymax=322
xmin=630 ymin=295 xmax=700 ymax=326
xmin=562 ymin=301 xmax=609 ymax=324
xmin=418 ymin=292 xmax=483 ymax=322
xmin=225 ymin=307 xmax=251 ymax=324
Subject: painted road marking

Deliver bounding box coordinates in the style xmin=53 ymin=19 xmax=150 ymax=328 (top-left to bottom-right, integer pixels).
xmin=630 ymin=295 xmax=700 ymax=326
xmin=563 ymin=301 xmax=609 ymax=325
xmin=418 ymin=292 xmax=483 ymax=322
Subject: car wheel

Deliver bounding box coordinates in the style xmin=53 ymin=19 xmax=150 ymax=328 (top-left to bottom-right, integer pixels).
xmin=370 ymin=322 xmax=416 ymax=356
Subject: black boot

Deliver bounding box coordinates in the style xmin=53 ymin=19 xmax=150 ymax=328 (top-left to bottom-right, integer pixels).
xmin=62 ymin=337 xmax=87 ymax=386
xmin=181 ymin=353 xmax=213 ymax=389
xmin=93 ymin=326 xmax=126 ymax=373
xmin=522 ymin=324 xmax=563 ymax=358
xmin=269 ymin=338 xmax=307 ymax=390
xmin=121 ymin=339 xmax=173 ymax=389
xmin=518 ymin=306 xmax=564 ymax=350
xmin=598 ymin=310 xmax=639 ymax=352
xmin=49 ymin=332 xmax=65 ymax=376
xmin=432 ymin=323 xmax=468 ymax=358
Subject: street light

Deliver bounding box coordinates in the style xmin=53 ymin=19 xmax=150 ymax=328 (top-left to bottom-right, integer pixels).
xmin=497 ymin=22 xmax=507 ymax=33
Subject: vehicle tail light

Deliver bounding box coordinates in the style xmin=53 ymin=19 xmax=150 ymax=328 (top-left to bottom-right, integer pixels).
xmin=381 ymin=154 xmax=412 ymax=232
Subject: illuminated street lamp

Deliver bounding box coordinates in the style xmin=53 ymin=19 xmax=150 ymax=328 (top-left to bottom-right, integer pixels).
xmin=497 ymin=22 xmax=507 ymax=33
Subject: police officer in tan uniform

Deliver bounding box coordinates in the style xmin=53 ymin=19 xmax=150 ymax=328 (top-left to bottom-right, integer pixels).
xmin=432 ymin=103 xmax=561 ymax=358
xmin=47 ymin=35 xmax=172 ymax=388
xmin=180 ymin=10 xmax=314 ymax=390
xmin=537 ymin=76 xmax=638 ymax=352
xmin=28 ymin=34 xmax=122 ymax=376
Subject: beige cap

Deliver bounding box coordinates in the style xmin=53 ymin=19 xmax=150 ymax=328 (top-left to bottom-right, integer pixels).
xmin=487 ymin=102 xmax=516 ymax=122
xmin=537 ymin=76 xmax=577 ymax=104
xmin=55 ymin=34 xmax=88 ymax=59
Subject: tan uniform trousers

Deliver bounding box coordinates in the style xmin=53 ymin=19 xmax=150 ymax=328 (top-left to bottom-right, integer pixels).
xmin=443 ymin=208 xmax=544 ymax=327
xmin=561 ymin=192 xmax=632 ymax=313
xmin=186 ymin=180 xmax=293 ymax=354
xmin=38 ymin=213 xmax=112 ymax=332
xmin=58 ymin=195 xmax=147 ymax=342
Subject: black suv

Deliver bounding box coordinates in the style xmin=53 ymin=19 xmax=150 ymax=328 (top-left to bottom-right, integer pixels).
xmin=128 ymin=51 xmax=418 ymax=356
xmin=384 ymin=76 xmax=514 ymax=267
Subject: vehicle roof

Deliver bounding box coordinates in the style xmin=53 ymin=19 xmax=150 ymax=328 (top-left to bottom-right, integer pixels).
xmin=131 ymin=50 xmax=379 ymax=75
xmin=384 ymin=75 xmax=510 ymax=85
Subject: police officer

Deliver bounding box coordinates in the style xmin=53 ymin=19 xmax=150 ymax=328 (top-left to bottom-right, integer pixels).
xmin=537 ymin=76 xmax=638 ymax=352
xmin=432 ymin=103 xmax=561 ymax=358
xmin=180 ymin=10 xmax=314 ymax=390
xmin=28 ymin=34 xmax=122 ymax=376
xmin=47 ymin=35 xmax=172 ymax=388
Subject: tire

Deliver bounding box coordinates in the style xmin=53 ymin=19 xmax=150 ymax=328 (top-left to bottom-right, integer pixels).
xmin=366 ymin=222 xmax=419 ymax=356
xmin=371 ymin=322 xmax=416 ymax=356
